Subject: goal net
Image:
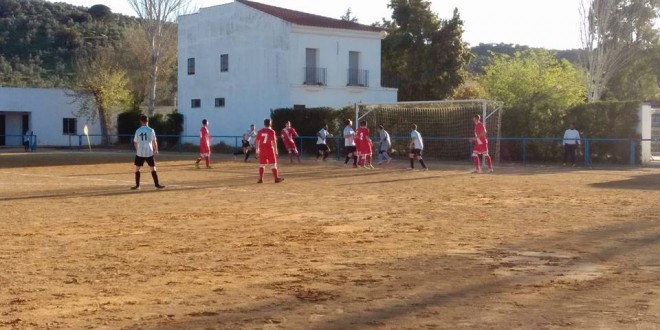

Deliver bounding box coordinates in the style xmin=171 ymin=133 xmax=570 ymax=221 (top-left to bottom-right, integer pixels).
xmin=356 ymin=100 xmax=503 ymax=163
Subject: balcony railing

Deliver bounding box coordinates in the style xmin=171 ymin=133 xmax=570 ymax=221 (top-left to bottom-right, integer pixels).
xmin=303 ymin=67 xmax=327 ymax=86
xmin=348 ymin=69 xmax=369 ymax=87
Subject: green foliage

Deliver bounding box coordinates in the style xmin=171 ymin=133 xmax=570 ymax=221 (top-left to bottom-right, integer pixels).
xmin=480 ymin=49 xmax=586 ymax=138
xmin=117 ymin=109 xmax=183 ymax=147
xmin=0 ymin=0 xmax=136 ymax=88
xmin=603 ymin=46 xmax=660 ymax=101
xmin=565 ymin=101 xmax=641 ymax=163
xmin=380 ymin=1 xmax=471 ymax=100
xmin=270 ymin=107 xmax=353 ymax=154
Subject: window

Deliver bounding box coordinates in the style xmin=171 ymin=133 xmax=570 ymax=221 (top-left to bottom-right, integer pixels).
xmin=191 ymin=99 xmax=201 ymax=108
xmin=187 ymin=58 xmax=195 ymax=75
xmin=215 ymin=98 xmax=225 ymax=108
xmin=220 ymin=54 xmax=229 ymax=72
xmin=63 ymin=118 xmax=77 ymax=135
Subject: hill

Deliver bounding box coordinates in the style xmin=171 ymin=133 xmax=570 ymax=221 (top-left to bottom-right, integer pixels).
xmin=0 ymin=0 xmax=137 ymax=87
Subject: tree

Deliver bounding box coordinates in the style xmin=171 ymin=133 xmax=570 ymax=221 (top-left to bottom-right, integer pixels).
xmin=604 ymin=45 xmax=660 ymax=100
xmin=381 ymin=1 xmax=471 ymax=101
xmin=128 ymin=0 xmax=192 ymax=115
xmin=340 ymin=8 xmax=358 ymax=23
xmin=480 ymin=50 xmax=586 ymax=138
xmin=579 ymin=0 xmax=660 ymax=102
xmin=71 ymin=46 xmax=132 ymax=145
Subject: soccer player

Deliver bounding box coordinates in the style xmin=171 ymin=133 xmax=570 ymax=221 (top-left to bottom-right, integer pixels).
xmin=343 ymin=119 xmax=358 ymax=167
xmin=408 ymin=124 xmax=428 ymax=171
xmin=131 ymin=115 xmax=165 ymax=190
xmin=377 ymin=125 xmax=392 ymax=165
xmin=195 ymin=119 xmax=212 ymax=169
xmin=281 ymin=121 xmax=301 ymax=163
xmin=562 ymin=123 xmax=581 ymax=167
xmin=356 ymin=120 xmax=374 ymax=168
xmin=316 ymin=124 xmax=333 ymax=162
xmin=233 ymin=124 xmax=257 ymax=162
xmin=255 ymin=118 xmax=284 ymax=184
xmin=471 ymin=114 xmax=493 ymax=173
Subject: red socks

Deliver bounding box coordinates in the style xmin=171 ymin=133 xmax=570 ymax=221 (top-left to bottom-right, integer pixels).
xmin=272 ymin=168 xmax=279 ymax=181
xmin=485 ymin=155 xmax=493 ymax=169
xmin=473 ymin=156 xmax=480 ymax=171
xmin=259 ymin=167 xmax=265 ymax=180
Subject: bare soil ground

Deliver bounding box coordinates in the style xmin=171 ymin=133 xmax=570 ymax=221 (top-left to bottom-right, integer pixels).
xmin=1 ymin=150 xmax=659 ymax=330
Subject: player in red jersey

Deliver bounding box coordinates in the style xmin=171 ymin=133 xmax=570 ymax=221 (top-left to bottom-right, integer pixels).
xmin=471 ymin=114 xmax=493 ymax=173
xmin=195 ymin=119 xmax=212 ymax=169
xmin=256 ymin=118 xmax=284 ymax=184
xmin=281 ymin=121 xmax=301 ymax=163
xmin=355 ymin=120 xmax=374 ymax=169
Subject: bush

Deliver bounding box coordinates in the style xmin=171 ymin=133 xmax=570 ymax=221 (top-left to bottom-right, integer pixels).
xmin=565 ymin=101 xmax=641 ymax=163
xmin=270 ymin=106 xmax=353 ymax=155
xmin=116 ymin=109 xmax=184 ymax=147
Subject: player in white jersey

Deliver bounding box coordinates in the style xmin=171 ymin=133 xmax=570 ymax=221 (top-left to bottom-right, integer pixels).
xmin=316 ymin=124 xmax=333 ymax=162
xmin=408 ymin=124 xmax=428 ymax=171
xmin=377 ymin=125 xmax=392 ymax=165
xmin=233 ymin=124 xmax=257 ymax=162
xmin=132 ymin=115 xmax=165 ymax=190
xmin=343 ymin=119 xmax=358 ymax=167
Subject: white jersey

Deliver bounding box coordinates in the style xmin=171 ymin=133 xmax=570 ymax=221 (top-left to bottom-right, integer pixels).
xmin=411 ymin=130 xmax=424 ymax=150
xmin=343 ymin=126 xmax=355 ymax=146
xmin=134 ymin=126 xmax=157 ymax=158
xmin=244 ymin=129 xmax=256 ymax=145
xmin=379 ymin=130 xmax=391 ymax=149
xmin=563 ymin=129 xmax=581 ymax=145
xmin=317 ymin=128 xmax=330 ymax=145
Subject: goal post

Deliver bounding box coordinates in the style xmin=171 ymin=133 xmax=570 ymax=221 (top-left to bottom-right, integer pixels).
xmin=355 ymin=100 xmax=503 ymax=163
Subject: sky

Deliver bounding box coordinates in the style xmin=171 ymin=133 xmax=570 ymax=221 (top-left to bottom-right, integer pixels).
xmin=46 ymin=0 xmax=583 ymax=50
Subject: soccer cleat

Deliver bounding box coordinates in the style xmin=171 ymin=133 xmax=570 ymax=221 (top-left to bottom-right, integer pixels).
xmin=367 ymin=165 xmax=375 ymax=169
xmin=275 ymin=178 xmax=284 ymax=183
xmin=421 ymin=167 xmax=429 ymax=171
xmin=195 ymin=163 xmax=200 ymax=169
xmin=257 ymin=179 xmax=263 ymax=184
xmin=471 ymin=169 xmax=482 ymax=174
xmin=386 ymin=158 xmax=392 ymax=164
xmin=377 ymin=162 xmax=383 ymax=165
xmin=130 ymin=185 xmax=140 ymax=190
xmin=488 ymin=168 xmax=494 ymax=174
xmin=155 ymin=185 xmax=166 ymax=189
xmin=206 ymin=165 xmax=214 ymax=169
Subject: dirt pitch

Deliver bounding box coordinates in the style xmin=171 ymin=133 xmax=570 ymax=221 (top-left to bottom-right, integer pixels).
xmin=1 ymin=150 xmax=659 ymax=330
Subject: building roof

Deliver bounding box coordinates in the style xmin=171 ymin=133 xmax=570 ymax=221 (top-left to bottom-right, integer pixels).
xmin=236 ymin=0 xmax=383 ymax=33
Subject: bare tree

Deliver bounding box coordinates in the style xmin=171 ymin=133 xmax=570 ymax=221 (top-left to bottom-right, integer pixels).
xmin=128 ymin=0 xmax=193 ymax=115
xmin=579 ymin=0 xmax=659 ymax=102
xmin=71 ymin=46 xmax=132 ymax=145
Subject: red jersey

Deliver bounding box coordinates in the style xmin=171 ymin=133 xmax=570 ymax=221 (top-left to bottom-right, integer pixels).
xmin=199 ymin=126 xmax=210 ymax=153
xmin=355 ymin=127 xmax=372 ymax=153
xmin=257 ymin=127 xmax=277 ymax=154
xmin=474 ymin=121 xmax=488 ymax=145
xmin=280 ymin=127 xmax=298 ymax=148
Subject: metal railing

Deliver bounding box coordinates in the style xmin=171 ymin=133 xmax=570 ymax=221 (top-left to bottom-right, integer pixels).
xmin=348 ymin=69 xmax=369 ymax=87
xmin=303 ymin=67 xmax=327 ymax=86
xmin=11 ymin=133 xmax=654 ymax=167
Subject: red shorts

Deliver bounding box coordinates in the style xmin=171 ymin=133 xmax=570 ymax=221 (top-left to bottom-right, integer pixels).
xmin=358 ymin=144 xmax=372 ymax=155
xmin=284 ymin=143 xmax=297 ymax=152
xmin=259 ymin=152 xmax=277 ymax=165
xmin=474 ymin=143 xmax=489 ymax=154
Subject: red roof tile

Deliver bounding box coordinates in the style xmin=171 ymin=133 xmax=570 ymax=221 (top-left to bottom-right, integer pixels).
xmin=236 ymin=0 xmax=383 ymax=33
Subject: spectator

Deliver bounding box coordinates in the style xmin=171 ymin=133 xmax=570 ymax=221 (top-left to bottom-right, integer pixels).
xmin=563 ymin=123 xmax=581 ymax=166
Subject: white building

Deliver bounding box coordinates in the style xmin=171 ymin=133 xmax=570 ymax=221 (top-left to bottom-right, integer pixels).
xmin=0 ymin=87 xmax=102 ymax=148
xmin=177 ymin=0 xmax=398 ymax=140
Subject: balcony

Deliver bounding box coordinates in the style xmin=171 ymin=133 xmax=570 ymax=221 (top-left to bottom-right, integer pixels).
xmin=303 ymin=67 xmax=327 ymax=86
xmin=347 ymin=69 xmax=369 ymax=87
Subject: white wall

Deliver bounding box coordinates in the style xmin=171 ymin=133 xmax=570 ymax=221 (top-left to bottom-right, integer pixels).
xmin=177 ymin=2 xmax=397 ymax=142
xmin=0 ymin=87 xmax=102 ymax=147
xmin=178 ymin=2 xmax=292 ymax=141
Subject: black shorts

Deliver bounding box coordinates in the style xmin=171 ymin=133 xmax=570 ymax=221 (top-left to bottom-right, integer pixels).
xmin=317 ymin=144 xmax=330 ymax=152
xmin=241 ymin=140 xmax=250 ymax=148
xmin=410 ymin=149 xmax=423 ymax=156
xmin=345 ymin=146 xmax=357 ymax=154
xmin=134 ymin=156 xmax=155 ymax=167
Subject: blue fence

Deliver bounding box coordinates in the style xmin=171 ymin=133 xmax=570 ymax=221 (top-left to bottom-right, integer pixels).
xmin=34 ymin=133 xmax=657 ymax=167
xmin=0 ymin=134 xmax=38 ymax=151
